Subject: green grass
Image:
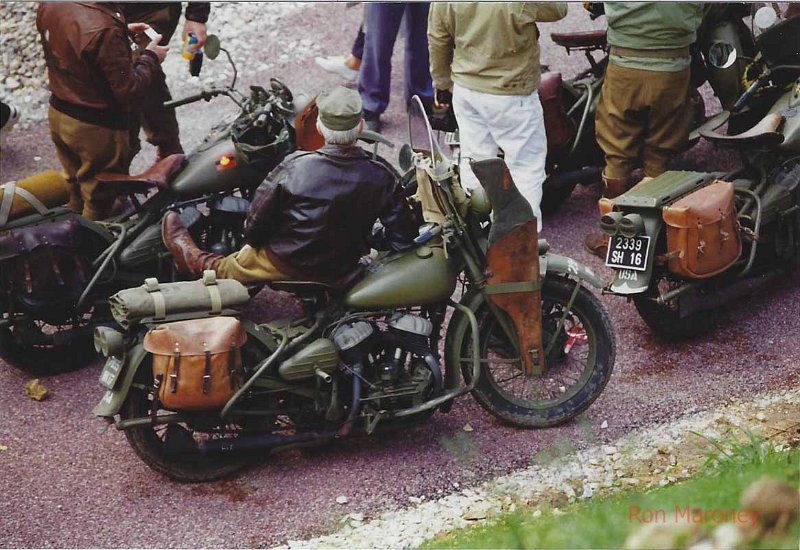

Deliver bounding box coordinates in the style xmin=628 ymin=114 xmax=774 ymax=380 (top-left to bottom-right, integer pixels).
xmin=424 ymin=434 xmax=799 ymax=549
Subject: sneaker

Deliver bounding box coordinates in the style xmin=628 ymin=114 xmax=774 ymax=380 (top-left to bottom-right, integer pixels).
xmin=314 ymin=55 xmax=359 ymax=82
xmin=363 ymin=111 xmax=382 ymax=133
xmin=0 ymin=102 xmax=21 ymax=140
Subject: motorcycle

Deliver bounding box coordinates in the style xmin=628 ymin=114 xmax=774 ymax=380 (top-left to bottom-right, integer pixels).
xmin=598 ymin=10 xmax=799 ymax=340
xmin=92 ymin=96 xmax=616 ymax=482
xmin=0 ymin=36 xmax=392 ymax=374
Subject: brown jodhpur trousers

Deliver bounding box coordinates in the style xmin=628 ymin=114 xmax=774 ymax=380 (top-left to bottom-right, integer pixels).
xmin=213 ymin=245 xmax=292 ymax=284
xmin=48 ymin=106 xmax=133 ymax=220
xmin=595 ymin=63 xmax=693 ymax=180
xmin=129 ymin=5 xmax=183 ymax=158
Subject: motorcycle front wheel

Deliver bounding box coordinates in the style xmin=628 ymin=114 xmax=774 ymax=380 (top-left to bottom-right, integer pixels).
xmin=460 ymin=276 xmax=615 ymax=428
xmin=120 ymin=357 xmax=256 ymax=482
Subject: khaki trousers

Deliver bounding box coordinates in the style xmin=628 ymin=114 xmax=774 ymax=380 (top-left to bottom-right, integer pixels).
xmin=215 ymin=245 xmax=292 ymax=284
xmin=596 ymin=64 xmax=692 ymax=179
xmin=48 ymin=106 xmax=132 ymax=220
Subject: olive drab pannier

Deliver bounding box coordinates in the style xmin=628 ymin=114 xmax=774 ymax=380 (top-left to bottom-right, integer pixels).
xmin=662 ymin=180 xmax=742 ymax=279
xmin=144 ymin=316 xmax=247 ymax=411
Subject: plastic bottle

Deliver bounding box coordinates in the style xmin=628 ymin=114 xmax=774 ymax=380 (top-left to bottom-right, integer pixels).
xmin=182 ymin=32 xmax=200 ymax=60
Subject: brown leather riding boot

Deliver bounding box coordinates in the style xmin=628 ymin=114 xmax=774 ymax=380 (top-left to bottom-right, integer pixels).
xmin=161 ymin=212 xmax=223 ymax=277
xmin=601 ymin=174 xmax=632 ymax=199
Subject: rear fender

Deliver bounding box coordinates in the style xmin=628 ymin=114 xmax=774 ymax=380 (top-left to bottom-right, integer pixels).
xmin=92 ymin=340 xmax=149 ymax=419
xmin=608 ymin=215 xmax=663 ymax=295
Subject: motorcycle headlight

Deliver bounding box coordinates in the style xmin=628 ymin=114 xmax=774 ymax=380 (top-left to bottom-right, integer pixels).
xmin=619 ymin=213 xmax=645 ymax=238
xmin=599 ymin=211 xmax=623 ymax=236
xmin=94 ymin=327 xmax=124 ymax=358
xmin=468 ymin=187 xmax=492 ymax=221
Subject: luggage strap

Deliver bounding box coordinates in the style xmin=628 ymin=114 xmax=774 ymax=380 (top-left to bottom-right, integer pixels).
xmin=203 ymin=270 xmax=222 ymax=315
xmin=0 ymin=181 xmax=50 ymax=227
xmin=144 ymin=278 xmax=166 ymax=320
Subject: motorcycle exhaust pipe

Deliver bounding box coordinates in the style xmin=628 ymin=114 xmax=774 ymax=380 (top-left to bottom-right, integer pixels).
xmin=197 ymin=430 xmax=337 ymax=454
xmin=679 ymin=270 xmax=782 ymax=318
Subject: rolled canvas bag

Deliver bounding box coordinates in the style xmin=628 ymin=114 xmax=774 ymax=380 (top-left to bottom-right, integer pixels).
xmin=144 ymin=316 xmax=247 ymax=411
xmin=662 ymin=180 xmax=741 ymax=279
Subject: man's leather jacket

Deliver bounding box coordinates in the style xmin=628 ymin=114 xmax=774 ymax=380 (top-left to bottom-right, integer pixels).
xmin=244 ymin=144 xmax=418 ymax=281
xmin=36 ymin=2 xmax=160 ymax=129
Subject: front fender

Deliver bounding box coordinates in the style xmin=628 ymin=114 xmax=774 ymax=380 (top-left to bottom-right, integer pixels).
xmin=542 ymin=253 xmax=606 ymax=289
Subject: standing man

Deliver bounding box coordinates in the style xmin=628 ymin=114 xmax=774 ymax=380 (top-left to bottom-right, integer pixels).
xmin=584 ymin=1 xmax=703 ymax=257
xmin=359 ymin=2 xmax=434 ymax=133
xmin=37 ymin=2 xmax=168 ymax=221
xmin=120 ymin=2 xmax=210 ymax=160
xmin=428 ymin=2 xmax=568 ymax=232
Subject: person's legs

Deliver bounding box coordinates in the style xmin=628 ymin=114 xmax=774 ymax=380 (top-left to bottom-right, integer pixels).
xmin=452 ymin=84 xmax=500 ymax=193
xmin=351 ymin=24 xmax=365 ymax=61
xmin=215 ymin=246 xmax=291 ymax=283
xmin=487 ymin=90 xmax=548 ymax=231
xmin=48 ymin=106 xmax=83 ymax=212
xmin=402 ymin=2 xmax=433 ymax=108
xmin=642 ymin=67 xmax=692 ymax=178
xmin=358 ymin=2 xmax=405 ymax=119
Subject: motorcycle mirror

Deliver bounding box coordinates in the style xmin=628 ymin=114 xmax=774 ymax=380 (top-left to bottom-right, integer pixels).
xmin=203 ymin=34 xmax=221 ymax=60
xmin=399 ymin=143 xmax=414 ymax=172
xmin=707 ymin=41 xmax=738 ymax=69
xmin=754 ymin=6 xmax=778 ymax=30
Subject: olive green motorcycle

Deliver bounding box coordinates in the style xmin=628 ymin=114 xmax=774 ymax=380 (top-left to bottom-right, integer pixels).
xmin=599 ymin=11 xmax=799 ymax=339
xmin=93 ymin=97 xmax=615 ymax=481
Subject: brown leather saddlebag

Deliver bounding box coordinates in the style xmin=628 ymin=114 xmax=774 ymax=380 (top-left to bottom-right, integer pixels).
xmin=662 ymin=180 xmax=741 ymax=279
xmin=539 ymin=72 xmax=575 ymax=155
xmin=144 ymin=316 xmax=247 ymax=411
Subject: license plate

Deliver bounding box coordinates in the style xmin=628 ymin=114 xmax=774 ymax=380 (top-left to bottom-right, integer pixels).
xmin=99 ymin=356 xmax=123 ymax=390
xmin=605 ymin=235 xmax=650 ymax=271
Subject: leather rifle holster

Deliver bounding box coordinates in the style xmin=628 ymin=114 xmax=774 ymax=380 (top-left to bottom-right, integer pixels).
xmin=470 ymin=158 xmax=545 ymax=375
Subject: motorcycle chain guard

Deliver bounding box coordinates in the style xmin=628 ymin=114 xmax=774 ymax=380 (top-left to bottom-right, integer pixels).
xmin=470 ymin=158 xmax=545 ymax=376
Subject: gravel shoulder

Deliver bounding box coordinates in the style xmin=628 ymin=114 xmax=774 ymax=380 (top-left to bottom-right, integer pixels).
xmin=1 ymin=3 xmax=798 ymax=548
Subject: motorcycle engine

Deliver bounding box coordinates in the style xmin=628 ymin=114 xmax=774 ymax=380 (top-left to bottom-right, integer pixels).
xmin=190 ymin=196 xmax=250 ymax=257
xmin=332 ymin=313 xmax=442 ymax=412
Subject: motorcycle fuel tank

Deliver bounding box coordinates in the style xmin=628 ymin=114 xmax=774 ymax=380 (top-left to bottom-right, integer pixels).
xmin=772 ymin=81 xmax=800 ymax=153
xmin=169 ymin=139 xmax=267 ymax=197
xmin=343 ymin=244 xmax=458 ymax=309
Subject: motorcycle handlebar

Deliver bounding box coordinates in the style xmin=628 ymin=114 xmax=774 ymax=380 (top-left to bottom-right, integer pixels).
xmin=164 ymin=88 xmax=227 ymax=109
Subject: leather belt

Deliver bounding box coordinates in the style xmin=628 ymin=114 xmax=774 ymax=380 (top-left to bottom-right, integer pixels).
xmin=610 ymin=45 xmax=690 ymax=59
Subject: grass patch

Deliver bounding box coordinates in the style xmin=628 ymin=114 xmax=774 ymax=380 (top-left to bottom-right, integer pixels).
xmin=424 ymin=434 xmax=799 ymax=549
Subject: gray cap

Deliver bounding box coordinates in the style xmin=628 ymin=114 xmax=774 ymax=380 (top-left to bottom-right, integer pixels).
xmin=317 ymin=86 xmax=362 ymax=131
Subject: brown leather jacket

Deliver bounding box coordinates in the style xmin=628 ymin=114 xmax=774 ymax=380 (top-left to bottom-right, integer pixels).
xmin=36 ymin=2 xmax=160 ymax=130
xmin=244 ymin=144 xmax=418 ymax=280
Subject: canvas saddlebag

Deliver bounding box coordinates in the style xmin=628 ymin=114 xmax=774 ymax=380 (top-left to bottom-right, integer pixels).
xmin=144 ymin=316 xmax=247 ymax=411
xmin=662 ymin=180 xmax=742 ymax=279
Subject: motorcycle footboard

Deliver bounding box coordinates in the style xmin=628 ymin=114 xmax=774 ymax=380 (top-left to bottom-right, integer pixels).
xmin=484 ymin=220 xmax=545 ymax=375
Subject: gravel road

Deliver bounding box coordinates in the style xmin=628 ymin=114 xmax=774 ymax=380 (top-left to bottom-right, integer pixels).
xmin=1 ymin=3 xmax=798 ymax=548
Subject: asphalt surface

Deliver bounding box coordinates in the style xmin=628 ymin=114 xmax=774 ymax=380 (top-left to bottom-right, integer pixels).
xmin=1 ymin=4 xmax=798 ymax=548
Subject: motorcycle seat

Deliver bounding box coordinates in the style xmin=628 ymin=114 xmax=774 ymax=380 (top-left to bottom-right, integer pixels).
xmin=268 ymin=266 xmax=364 ymax=296
xmin=551 ymin=30 xmax=607 ymax=50
xmin=699 ymin=113 xmax=785 ymax=149
xmin=96 ymin=154 xmax=185 ymax=194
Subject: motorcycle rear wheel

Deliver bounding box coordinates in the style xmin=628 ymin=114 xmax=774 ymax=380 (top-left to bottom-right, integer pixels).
xmin=120 ymin=358 xmax=255 ymax=482
xmin=633 ymin=275 xmax=717 ymax=340
xmin=461 ymin=277 xmax=615 ymax=428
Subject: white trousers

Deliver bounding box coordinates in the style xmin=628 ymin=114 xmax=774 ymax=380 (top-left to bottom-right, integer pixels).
xmin=453 ymin=83 xmax=548 ymax=231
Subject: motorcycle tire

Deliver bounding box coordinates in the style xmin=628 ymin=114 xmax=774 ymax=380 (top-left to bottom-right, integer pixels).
xmin=633 ymin=276 xmax=717 ymax=341
xmin=0 ymin=314 xmax=99 ymax=375
xmin=460 ymin=276 xmax=615 ymax=428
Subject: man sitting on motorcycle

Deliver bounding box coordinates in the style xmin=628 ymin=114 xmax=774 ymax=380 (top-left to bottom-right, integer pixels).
xmin=162 ymin=86 xmax=418 ymax=283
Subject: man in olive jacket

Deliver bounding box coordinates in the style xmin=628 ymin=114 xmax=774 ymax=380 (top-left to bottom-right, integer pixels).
xmin=162 ymin=87 xmax=418 ymax=284
xmin=37 ymin=2 xmax=168 ymax=220
xmin=584 ymin=1 xmax=703 ymax=256
xmin=428 ymin=2 xmax=567 ymax=232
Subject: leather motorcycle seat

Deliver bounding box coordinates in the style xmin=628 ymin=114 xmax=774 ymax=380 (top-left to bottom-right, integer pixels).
xmin=96 ymin=154 xmax=186 ymax=194
xmin=268 ymin=265 xmax=364 ymax=296
xmin=551 ymin=30 xmax=607 ymax=50
xmin=699 ymin=113 xmax=785 ymax=149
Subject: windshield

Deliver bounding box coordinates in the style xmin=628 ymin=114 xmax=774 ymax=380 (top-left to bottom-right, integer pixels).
xmin=407 ymin=96 xmax=451 ymax=180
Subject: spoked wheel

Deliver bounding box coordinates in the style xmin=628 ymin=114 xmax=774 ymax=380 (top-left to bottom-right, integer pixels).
xmin=460 ymin=277 xmax=615 ymax=427
xmin=633 ymin=274 xmax=716 ymax=340
xmin=0 ymin=309 xmax=99 ymax=374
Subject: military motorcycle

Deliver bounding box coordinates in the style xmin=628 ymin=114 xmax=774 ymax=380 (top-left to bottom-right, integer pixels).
xmin=92 ymin=96 xmax=616 ymax=482
xmin=0 ymin=36 xmax=303 ymax=373
xmin=598 ymin=11 xmax=800 ymax=340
